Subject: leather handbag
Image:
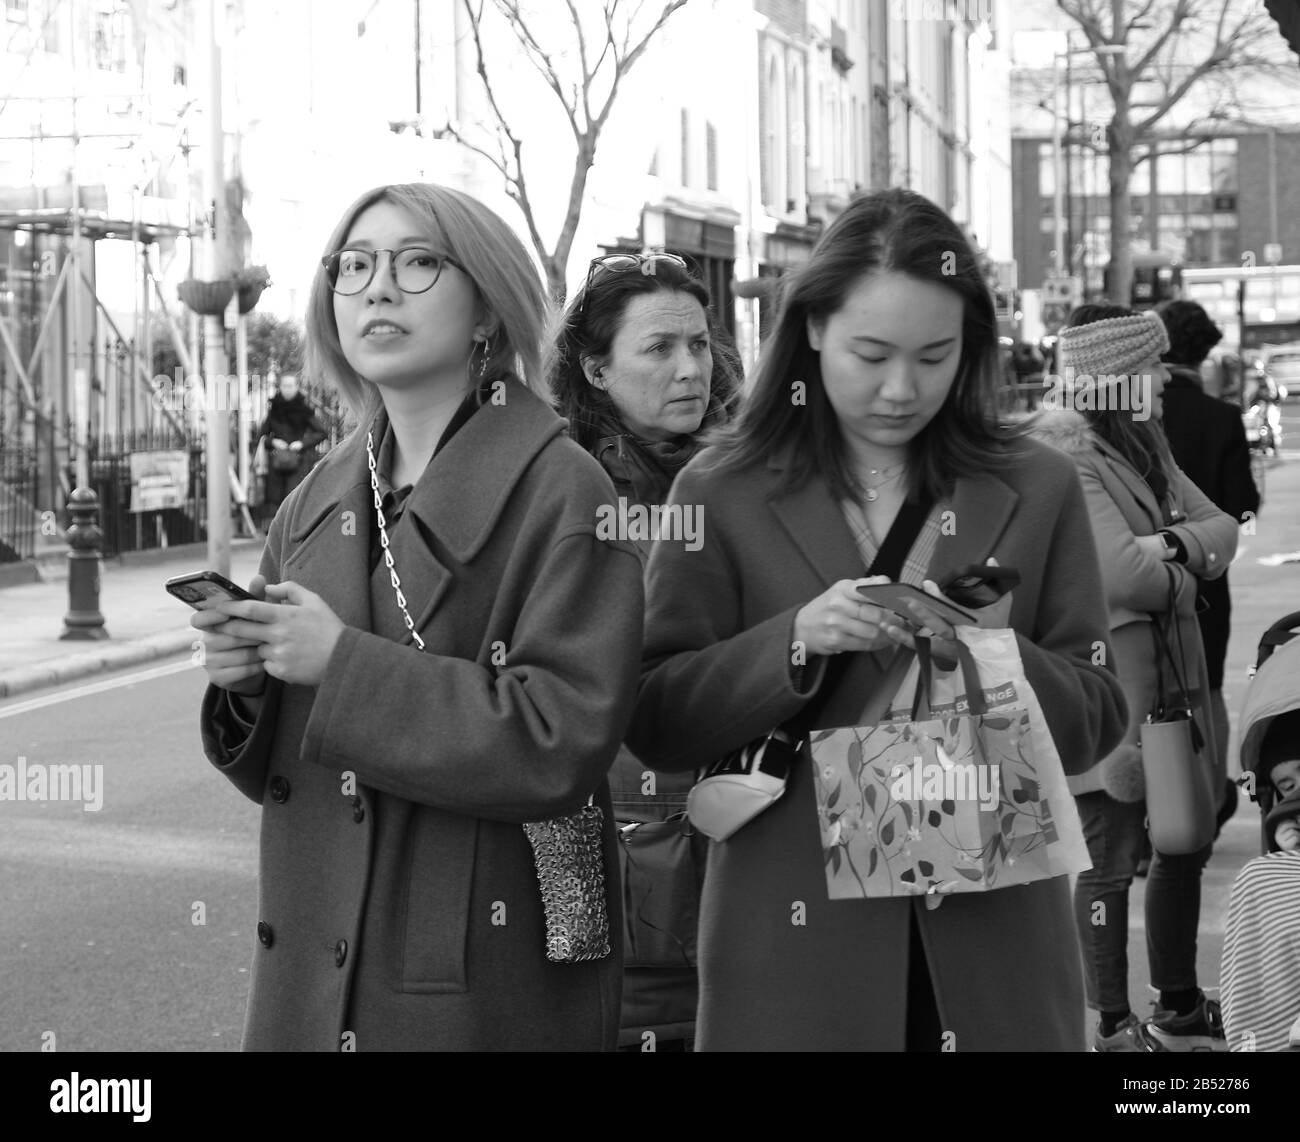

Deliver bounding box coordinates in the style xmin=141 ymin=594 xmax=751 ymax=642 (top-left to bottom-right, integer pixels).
xmin=364 ymin=428 xmax=610 ymax=963
xmin=1140 ymin=567 xmax=1216 ymax=856
xmin=271 ymin=446 xmax=301 ymax=474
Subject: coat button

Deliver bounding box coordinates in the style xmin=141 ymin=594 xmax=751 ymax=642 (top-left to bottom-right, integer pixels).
xmin=334 ymin=939 xmax=348 ymax=968
xmin=269 ymin=776 xmax=290 ymax=804
xmin=351 ymin=796 xmax=365 ymax=823
xmin=257 ymin=921 xmax=274 ymax=948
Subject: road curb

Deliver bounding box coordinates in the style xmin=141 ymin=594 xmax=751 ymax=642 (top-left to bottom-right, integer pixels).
xmin=0 ymin=629 xmax=196 ymax=700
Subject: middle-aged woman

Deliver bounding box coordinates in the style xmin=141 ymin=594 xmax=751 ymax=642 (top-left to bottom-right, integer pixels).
xmin=190 ymin=182 xmax=644 ymax=1051
xmin=626 ymin=187 xmax=1128 ymax=1052
xmin=547 ymin=251 xmax=740 ymax=1051
xmin=1027 ymin=304 xmax=1238 ymax=1053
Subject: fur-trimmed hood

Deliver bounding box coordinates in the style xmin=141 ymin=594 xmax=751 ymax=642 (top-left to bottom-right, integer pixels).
xmin=1010 ymin=408 xmax=1096 ymax=456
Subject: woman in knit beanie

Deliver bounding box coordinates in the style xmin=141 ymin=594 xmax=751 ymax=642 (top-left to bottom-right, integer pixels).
xmin=1026 ymin=302 xmax=1239 ymax=1052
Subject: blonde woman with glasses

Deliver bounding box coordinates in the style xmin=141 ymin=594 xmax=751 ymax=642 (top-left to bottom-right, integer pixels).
xmin=191 ymin=183 xmax=644 ymax=1052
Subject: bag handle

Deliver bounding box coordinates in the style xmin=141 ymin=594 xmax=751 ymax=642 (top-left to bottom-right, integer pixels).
xmin=907 ymin=636 xmax=988 ymax=722
xmin=1147 ymin=564 xmax=1205 ymax=752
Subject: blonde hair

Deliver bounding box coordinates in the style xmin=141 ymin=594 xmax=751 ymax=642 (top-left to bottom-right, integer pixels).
xmin=304 ymin=183 xmax=547 ymax=421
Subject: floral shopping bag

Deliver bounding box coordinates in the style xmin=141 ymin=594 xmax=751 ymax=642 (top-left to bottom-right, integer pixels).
xmin=810 ymin=633 xmax=1090 ymax=905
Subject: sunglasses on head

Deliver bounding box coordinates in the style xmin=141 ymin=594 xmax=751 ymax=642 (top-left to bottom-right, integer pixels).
xmin=579 ymin=252 xmax=694 ymax=317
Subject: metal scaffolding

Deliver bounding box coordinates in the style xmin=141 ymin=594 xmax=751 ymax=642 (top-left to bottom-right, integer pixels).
xmin=0 ymin=0 xmax=206 ymax=562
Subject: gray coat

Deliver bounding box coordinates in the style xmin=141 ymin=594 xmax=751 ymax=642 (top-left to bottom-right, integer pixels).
xmin=1025 ymin=409 xmax=1238 ymax=795
xmin=201 ymin=381 xmax=644 ymax=1051
xmin=626 ymin=437 xmax=1128 ymax=1051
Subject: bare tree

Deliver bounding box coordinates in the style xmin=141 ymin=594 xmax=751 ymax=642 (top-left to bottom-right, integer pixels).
xmin=1054 ymin=0 xmax=1298 ymax=304
xmin=444 ymin=0 xmax=690 ymax=302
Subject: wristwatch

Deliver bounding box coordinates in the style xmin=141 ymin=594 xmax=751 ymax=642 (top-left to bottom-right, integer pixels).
xmin=1157 ymin=530 xmax=1186 ymax=563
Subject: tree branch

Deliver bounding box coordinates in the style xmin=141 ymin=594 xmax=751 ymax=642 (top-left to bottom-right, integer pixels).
xmin=491 ymin=0 xmax=581 ymax=137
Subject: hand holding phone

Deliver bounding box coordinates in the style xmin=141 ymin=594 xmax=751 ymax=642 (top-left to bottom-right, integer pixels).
xmin=793 ymin=576 xmax=899 ymax=657
xmin=182 ymin=572 xmax=270 ymax=697
xmin=938 ymin=564 xmax=1020 ymax=609
xmin=165 ymin=570 xmax=255 ymax=609
xmin=853 ymin=581 xmax=976 ymax=628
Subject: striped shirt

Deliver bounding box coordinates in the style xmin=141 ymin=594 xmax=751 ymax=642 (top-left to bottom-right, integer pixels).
xmin=1221 ymin=851 xmax=1300 ymax=1052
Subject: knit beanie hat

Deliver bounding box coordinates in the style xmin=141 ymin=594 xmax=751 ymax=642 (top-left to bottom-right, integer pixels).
xmin=1057 ymin=310 xmax=1170 ymax=381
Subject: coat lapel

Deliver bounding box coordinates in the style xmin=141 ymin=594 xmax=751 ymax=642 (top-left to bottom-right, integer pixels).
xmin=765 ymin=453 xmax=871 ymax=586
xmin=389 ymin=379 xmax=565 ymax=641
xmin=281 ymin=428 xmax=374 ymax=633
xmin=1094 ymin=437 xmax=1163 ymax=532
xmin=926 ymin=470 xmax=1020 ymax=584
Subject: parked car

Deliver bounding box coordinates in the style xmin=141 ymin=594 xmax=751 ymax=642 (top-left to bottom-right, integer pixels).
xmin=1260 ymin=342 xmax=1300 ymax=400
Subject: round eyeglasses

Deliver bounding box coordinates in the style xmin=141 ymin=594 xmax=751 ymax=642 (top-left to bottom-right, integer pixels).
xmin=321 ymin=246 xmax=465 ymax=296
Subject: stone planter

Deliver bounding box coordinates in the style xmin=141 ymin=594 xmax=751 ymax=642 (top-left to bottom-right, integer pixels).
xmin=178 ymin=279 xmax=236 ymax=316
xmin=237 ymin=282 xmax=267 ymax=314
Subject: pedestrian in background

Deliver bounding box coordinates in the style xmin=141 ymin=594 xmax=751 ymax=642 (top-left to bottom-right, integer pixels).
xmin=255 ymin=372 xmax=327 ymax=527
xmin=1155 ymin=299 xmax=1259 ymax=782
xmin=627 ymin=188 xmax=1127 ymax=1051
xmin=1028 ymin=304 xmax=1238 ymax=1052
xmin=191 ymin=182 xmax=643 ymax=1051
xmin=547 ymin=248 xmax=741 ymax=1050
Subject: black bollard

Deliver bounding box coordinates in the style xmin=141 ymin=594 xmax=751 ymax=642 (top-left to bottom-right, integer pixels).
xmin=61 ymin=486 xmax=109 ymax=640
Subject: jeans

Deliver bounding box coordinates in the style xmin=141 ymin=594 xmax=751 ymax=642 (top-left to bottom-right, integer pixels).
xmin=1072 ymin=790 xmax=1214 ymax=1013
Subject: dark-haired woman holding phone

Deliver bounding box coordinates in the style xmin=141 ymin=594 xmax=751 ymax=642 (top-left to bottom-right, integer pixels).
xmin=626 ymin=187 xmax=1127 ymax=1052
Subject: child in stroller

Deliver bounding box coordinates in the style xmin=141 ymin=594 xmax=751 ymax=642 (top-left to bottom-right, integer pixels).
xmin=1220 ymin=616 xmax=1300 ymax=1052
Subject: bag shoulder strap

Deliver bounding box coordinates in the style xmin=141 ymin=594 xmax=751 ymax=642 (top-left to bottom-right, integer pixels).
xmin=867 ymin=491 xmax=935 ymax=581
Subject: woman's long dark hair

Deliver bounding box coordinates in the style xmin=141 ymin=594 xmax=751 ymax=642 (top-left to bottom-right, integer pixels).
xmin=696 ymin=187 xmax=1015 ymax=504
xmin=545 ymin=259 xmax=742 ymax=452
xmin=1066 ymin=302 xmax=1177 ymax=501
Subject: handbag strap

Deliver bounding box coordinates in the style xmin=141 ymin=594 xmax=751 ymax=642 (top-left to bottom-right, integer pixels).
xmin=1146 ymin=564 xmax=1206 ymax=752
xmin=1148 ymin=564 xmax=1192 ymax=710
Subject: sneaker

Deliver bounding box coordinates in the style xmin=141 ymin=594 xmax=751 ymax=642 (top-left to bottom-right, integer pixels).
xmin=1145 ymin=995 xmax=1228 ymax=1052
xmin=1093 ymin=1013 xmax=1159 ymax=1052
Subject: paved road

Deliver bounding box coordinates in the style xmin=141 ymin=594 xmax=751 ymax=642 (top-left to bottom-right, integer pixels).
xmin=0 ymin=661 xmax=258 ymax=1052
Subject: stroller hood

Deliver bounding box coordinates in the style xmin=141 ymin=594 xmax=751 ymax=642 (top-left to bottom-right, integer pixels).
xmin=1240 ymin=628 xmax=1300 ymax=854
xmin=1240 ymin=637 xmax=1300 ymax=780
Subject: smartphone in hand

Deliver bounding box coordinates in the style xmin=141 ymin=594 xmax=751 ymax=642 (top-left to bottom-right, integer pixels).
xmin=165 ymin=570 xmax=255 ymax=609
xmin=854 ymin=581 xmax=976 ymax=627
xmin=939 ymin=564 xmax=1021 ymax=609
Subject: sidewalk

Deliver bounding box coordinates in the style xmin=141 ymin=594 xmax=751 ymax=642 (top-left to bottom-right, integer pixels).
xmin=0 ymin=539 xmax=265 ymax=698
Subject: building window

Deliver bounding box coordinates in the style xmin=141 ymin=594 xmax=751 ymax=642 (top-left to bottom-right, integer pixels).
xmin=787 ymin=57 xmax=803 ymax=212
xmin=92 ymin=0 xmax=128 ymax=73
xmin=1211 ymin=139 xmax=1238 ymax=193
xmin=763 ymin=53 xmax=784 ymax=210
xmin=681 ymin=107 xmax=691 ymax=187
xmin=1039 ymin=143 xmax=1055 ymax=196
xmin=5 ymin=0 xmax=29 ymax=23
xmin=706 ymin=121 xmax=718 ymax=192
xmin=173 ymin=63 xmax=187 ymax=86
